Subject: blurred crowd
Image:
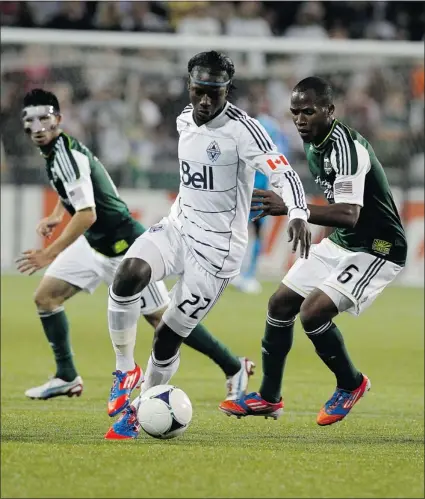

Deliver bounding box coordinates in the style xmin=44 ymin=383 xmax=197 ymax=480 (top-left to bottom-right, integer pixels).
xmin=2 ymin=1 xmax=424 ymax=41
xmin=1 ymin=1 xmax=424 ymax=188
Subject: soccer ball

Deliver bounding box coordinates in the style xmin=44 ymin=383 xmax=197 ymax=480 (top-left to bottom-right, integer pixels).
xmin=136 ymin=385 xmax=192 ymax=439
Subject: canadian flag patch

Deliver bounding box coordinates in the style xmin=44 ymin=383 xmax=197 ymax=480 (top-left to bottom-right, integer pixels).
xmin=266 ymin=155 xmax=289 ymax=170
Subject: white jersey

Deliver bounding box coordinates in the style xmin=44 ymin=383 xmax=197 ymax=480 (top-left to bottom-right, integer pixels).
xmin=170 ymin=101 xmax=308 ymax=278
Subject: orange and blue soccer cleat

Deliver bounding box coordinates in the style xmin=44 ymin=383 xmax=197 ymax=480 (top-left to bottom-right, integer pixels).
xmin=316 ymin=374 xmax=371 ymax=426
xmin=107 ymin=364 xmax=143 ymax=417
xmin=219 ymin=392 xmax=284 ymax=419
xmin=104 ymin=405 xmax=140 ymax=440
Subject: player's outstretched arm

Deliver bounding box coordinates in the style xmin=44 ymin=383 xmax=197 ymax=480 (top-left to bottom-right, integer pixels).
xmin=251 ymin=188 xmax=360 ymax=228
xmin=43 ymin=207 xmax=97 ymax=259
xmin=251 ymin=134 xmax=368 ymax=230
xmin=17 ymin=148 xmax=98 ymax=275
xmin=42 ymin=141 xmax=98 ymax=260
xmin=16 ymin=207 xmax=96 ymax=275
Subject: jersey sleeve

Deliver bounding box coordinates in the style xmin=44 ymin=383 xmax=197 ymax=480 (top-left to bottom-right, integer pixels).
xmin=238 ymin=118 xmax=309 ymax=221
xmin=54 ymin=137 xmax=95 ymax=211
xmin=176 ymin=105 xmax=193 ymax=136
xmin=330 ymin=140 xmax=371 ymax=207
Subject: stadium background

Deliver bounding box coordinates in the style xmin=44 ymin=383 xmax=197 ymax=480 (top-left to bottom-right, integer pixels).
xmin=1 ymin=0 xmax=424 ymax=286
xmin=1 ymin=3 xmax=424 ymax=499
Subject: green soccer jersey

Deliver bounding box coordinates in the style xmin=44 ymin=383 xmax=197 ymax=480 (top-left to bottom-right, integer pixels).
xmin=304 ymin=119 xmax=407 ymax=266
xmin=42 ymin=132 xmax=145 ymax=257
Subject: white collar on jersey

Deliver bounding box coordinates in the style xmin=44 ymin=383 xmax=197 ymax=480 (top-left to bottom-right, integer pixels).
xmin=190 ymin=101 xmax=231 ymax=129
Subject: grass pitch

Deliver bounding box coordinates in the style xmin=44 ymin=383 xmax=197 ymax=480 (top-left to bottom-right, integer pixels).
xmin=1 ymin=275 xmax=424 ymax=498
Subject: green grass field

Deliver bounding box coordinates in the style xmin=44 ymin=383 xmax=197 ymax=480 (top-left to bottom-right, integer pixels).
xmin=1 ymin=275 xmax=424 ymax=498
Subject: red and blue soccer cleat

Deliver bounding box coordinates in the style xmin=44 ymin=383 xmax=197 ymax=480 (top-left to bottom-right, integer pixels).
xmin=107 ymin=364 xmax=143 ymax=417
xmin=317 ymin=374 xmax=371 ymax=426
xmin=219 ymin=392 xmax=284 ymax=419
xmin=104 ymin=405 xmax=140 ymax=440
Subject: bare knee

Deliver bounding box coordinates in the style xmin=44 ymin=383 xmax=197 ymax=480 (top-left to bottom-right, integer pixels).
xmin=112 ymin=258 xmax=151 ymax=297
xmin=268 ymin=284 xmax=304 ymax=321
xmin=34 ymin=288 xmax=63 ymax=312
xmin=33 ymin=277 xmax=79 ymax=312
xmin=299 ymin=290 xmax=339 ymax=332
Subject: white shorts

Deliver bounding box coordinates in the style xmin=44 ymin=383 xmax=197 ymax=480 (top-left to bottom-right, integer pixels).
xmin=123 ymin=217 xmax=230 ymax=337
xmin=283 ymin=238 xmax=403 ymax=316
xmin=45 ymin=236 xmax=170 ymax=315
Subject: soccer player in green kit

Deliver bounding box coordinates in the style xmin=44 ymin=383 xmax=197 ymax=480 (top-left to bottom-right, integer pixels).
xmin=220 ymin=76 xmax=407 ymax=425
xmin=16 ymin=89 xmax=254 ymax=409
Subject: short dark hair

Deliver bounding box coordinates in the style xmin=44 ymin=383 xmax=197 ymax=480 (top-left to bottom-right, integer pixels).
xmin=188 ymin=50 xmax=235 ymax=80
xmin=23 ymin=88 xmax=60 ymax=112
xmin=293 ymin=76 xmax=333 ymax=106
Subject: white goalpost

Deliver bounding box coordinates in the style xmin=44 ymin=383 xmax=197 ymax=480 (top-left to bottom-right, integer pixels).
xmin=2 ymin=27 xmax=424 ymax=56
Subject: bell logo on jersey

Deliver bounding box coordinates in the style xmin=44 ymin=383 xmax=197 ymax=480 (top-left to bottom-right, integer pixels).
xmin=181 ymin=161 xmax=214 ymax=190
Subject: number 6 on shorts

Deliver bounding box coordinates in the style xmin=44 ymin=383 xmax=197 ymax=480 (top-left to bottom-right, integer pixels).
xmin=337 ymin=264 xmax=359 ymax=284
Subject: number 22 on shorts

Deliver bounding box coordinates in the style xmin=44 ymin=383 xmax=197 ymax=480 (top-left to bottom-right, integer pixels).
xmin=177 ymin=293 xmax=211 ymax=319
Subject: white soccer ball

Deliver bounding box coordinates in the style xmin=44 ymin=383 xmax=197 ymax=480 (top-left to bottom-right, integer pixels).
xmin=136 ymin=384 xmax=192 ymax=439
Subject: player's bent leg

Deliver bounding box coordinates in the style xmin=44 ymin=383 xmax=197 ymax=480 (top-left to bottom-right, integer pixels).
xmin=141 ymin=259 xmax=232 ymax=399
xmin=219 ymin=284 xmax=303 ymax=418
xmin=107 ymin=257 xmax=153 ymax=417
xmin=221 ymin=248 xmax=331 ymax=418
xmin=142 ymin=302 xmax=254 ymax=400
xmin=107 ymin=228 xmax=177 ymax=417
xmin=104 ymin=320 xmax=183 ymax=440
xmin=299 ymin=288 xmax=368 ymax=426
xmin=142 ymin=321 xmax=183 ymax=394
xmin=26 ymin=277 xmax=83 ymax=400
xmin=112 ymin=257 xmax=152 ymax=297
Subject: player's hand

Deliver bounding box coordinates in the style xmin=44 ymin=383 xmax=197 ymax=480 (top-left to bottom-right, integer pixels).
xmin=15 ymin=249 xmax=55 ymax=275
xmin=251 ymin=189 xmax=288 ymax=222
xmin=287 ymin=219 xmax=311 ymax=259
xmin=36 ymin=217 xmax=61 ymax=238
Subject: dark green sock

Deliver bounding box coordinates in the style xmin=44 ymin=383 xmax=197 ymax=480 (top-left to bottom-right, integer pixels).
xmin=38 ymin=307 xmax=78 ymax=382
xmin=259 ymin=315 xmax=295 ymax=403
xmin=306 ymin=322 xmax=362 ymax=391
xmin=183 ymin=323 xmax=241 ymax=376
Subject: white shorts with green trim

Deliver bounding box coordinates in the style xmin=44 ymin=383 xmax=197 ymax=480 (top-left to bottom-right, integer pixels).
xmin=122 ymin=217 xmax=230 ymax=337
xmin=45 ymin=236 xmax=170 ymax=315
xmin=282 ymin=238 xmax=403 ymax=316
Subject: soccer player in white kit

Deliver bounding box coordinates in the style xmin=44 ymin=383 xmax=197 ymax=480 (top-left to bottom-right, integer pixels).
xmin=105 ymin=51 xmax=311 ymax=439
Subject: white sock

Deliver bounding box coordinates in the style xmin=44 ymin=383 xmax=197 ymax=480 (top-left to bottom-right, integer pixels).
xmin=141 ymin=350 xmax=180 ymax=394
xmin=108 ymin=287 xmax=141 ymax=372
